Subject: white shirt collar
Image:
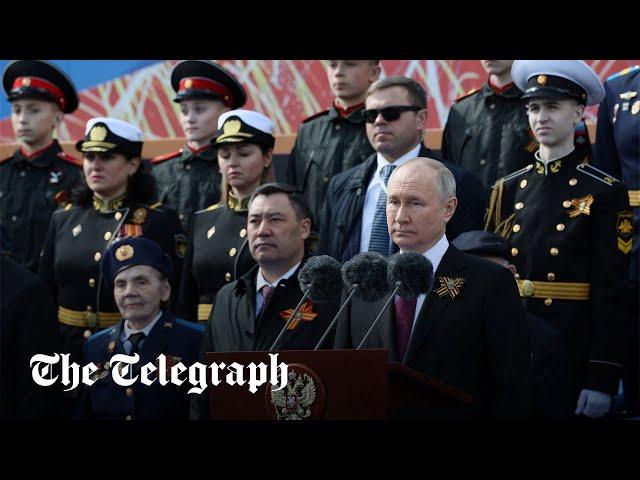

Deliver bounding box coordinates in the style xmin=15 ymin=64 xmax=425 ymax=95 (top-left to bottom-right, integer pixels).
xmin=256 ymin=261 xmax=301 ymax=293
xmin=123 ymin=310 xmax=163 ymax=340
xmin=400 ymin=233 xmax=449 ymax=275
xmin=372 ymin=143 xmax=422 ymax=189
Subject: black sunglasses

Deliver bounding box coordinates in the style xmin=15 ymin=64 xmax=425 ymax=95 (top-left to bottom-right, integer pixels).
xmin=363 ymin=105 xmax=422 ymax=123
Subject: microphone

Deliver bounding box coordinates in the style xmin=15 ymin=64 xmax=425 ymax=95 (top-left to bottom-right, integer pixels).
xmin=313 ymin=252 xmax=390 ymax=350
xmin=357 ymin=251 xmax=433 ymax=350
xmin=269 ymin=256 xmax=343 ymax=351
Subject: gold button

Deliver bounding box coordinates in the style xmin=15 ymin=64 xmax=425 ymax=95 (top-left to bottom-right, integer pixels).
xmin=115 ymin=212 xmax=122 ymax=221
xmin=550 ymin=247 xmax=559 ymax=256
xmin=569 ymin=178 xmax=578 ymax=186
xmin=239 ymin=228 xmax=247 ymax=238
xmin=547 ymin=272 xmax=556 ymax=281
xmin=520 ymin=179 xmax=528 ymax=189
xmin=126 ymin=388 xmax=133 ymax=397
xmin=125 ymin=415 xmax=132 ymax=421
xmin=94 ymin=252 xmax=102 ymax=262
xmin=511 ymin=247 xmax=519 ymax=256
xmin=480 ymin=159 xmax=486 ymax=166
xmin=104 ymin=231 xmax=112 ymax=240
xmin=544 ymin=298 xmax=553 ymax=307
xmin=515 ymin=202 xmax=524 ymax=210
xmin=88 ymin=278 xmax=96 ymax=287
xmin=83 ymin=330 xmax=92 ymax=339
xmin=225 ymin=272 xmax=232 ymax=281
xmin=563 ymin=200 xmax=571 ymax=208
xmin=229 ymin=248 xmax=237 ymax=257
xmin=512 ymin=224 xmax=521 ymax=233
xmin=556 ymin=223 xmax=565 ymax=232
xmin=323 ymin=176 xmax=330 ymax=183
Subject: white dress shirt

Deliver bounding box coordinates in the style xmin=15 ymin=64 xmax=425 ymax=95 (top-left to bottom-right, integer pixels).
xmin=255 ymin=262 xmax=301 ymax=313
xmin=121 ymin=310 xmax=163 ymax=354
xmin=360 ymin=144 xmax=422 ymax=252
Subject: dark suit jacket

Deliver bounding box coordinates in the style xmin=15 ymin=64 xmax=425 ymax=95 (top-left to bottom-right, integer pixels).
xmin=334 ymin=245 xmax=532 ymax=419
xmin=318 ymin=144 xmax=488 ymax=262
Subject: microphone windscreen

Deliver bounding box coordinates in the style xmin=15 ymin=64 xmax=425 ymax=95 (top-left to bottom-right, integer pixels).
xmin=342 ymin=252 xmax=389 ymax=302
xmin=298 ymin=255 xmax=344 ymax=302
xmin=387 ymin=251 xmax=433 ymax=299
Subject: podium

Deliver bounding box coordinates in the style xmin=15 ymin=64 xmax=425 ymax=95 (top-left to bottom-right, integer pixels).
xmin=205 ymin=349 xmax=472 ymax=420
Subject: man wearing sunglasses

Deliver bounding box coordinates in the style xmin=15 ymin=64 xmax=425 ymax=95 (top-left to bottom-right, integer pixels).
xmin=318 ymin=76 xmax=487 ymax=262
xmin=287 ymin=60 xmax=381 ymax=228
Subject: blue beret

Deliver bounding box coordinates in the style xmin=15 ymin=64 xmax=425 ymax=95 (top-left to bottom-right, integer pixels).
xmin=100 ymin=236 xmax=174 ymax=286
xmin=452 ymin=230 xmax=511 ymax=260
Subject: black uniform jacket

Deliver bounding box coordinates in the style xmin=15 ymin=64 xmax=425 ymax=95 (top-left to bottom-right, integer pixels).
xmin=0 ymin=141 xmax=81 ymax=271
xmin=484 ymin=148 xmax=631 ymax=396
xmin=333 ymin=245 xmax=532 ymax=419
xmin=318 ymin=144 xmax=488 ymax=262
xmin=151 ymin=145 xmax=222 ymax=231
xmin=177 ymin=197 xmax=255 ymax=323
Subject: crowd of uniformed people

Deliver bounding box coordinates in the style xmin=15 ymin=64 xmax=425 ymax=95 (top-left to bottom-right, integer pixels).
xmin=0 ymin=59 xmax=637 ymax=420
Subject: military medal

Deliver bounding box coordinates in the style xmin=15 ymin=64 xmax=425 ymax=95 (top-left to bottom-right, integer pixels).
xmin=131 ymin=208 xmax=147 ymax=225
xmin=568 ymin=194 xmax=594 ymax=218
xmin=49 ymin=169 xmax=62 ymax=184
xmin=279 ymin=301 xmax=319 ymax=330
xmin=435 ymin=276 xmax=465 ymax=299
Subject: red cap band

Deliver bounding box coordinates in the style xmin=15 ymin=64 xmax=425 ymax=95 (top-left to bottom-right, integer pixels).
xmin=179 ymin=76 xmax=233 ymax=107
xmin=12 ymin=76 xmax=66 ymax=110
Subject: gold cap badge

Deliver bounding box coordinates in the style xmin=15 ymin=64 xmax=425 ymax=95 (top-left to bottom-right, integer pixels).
xmin=115 ymin=244 xmax=134 ymax=261
xmin=184 ymin=78 xmax=193 ymax=89
xmin=537 ymin=75 xmax=547 ymax=85
xmin=89 ymin=125 xmax=108 ymax=142
xmin=223 ymin=119 xmax=242 ymax=136
xmin=22 ymin=77 xmax=31 ymax=86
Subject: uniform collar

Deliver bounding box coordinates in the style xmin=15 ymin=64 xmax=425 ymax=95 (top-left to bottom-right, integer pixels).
xmin=226 ymin=192 xmax=251 ymax=212
xmin=122 ymin=311 xmax=163 ymax=341
xmin=533 ymin=147 xmax=584 ymax=176
xmin=481 ymin=80 xmax=522 ymax=100
xmin=15 ymin=140 xmax=61 ymax=168
xmin=93 ymin=192 xmax=128 ymax=212
xmin=328 ymin=103 xmax=366 ymax=124
xmin=184 ymin=143 xmax=217 ymax=161
xmin=334 ymin=100 xmax=365 ymax=118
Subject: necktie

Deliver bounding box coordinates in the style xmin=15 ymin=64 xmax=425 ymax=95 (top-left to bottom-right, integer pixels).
xmin=394 ymin=295 xmax=417 ymax=360
xmin=368 ymin=164 xmax=396 ymax=255
xmin=259 ymin=284 xmax=275 ymax=316
xmin=128 ymin=332 xmax=146 ymax=355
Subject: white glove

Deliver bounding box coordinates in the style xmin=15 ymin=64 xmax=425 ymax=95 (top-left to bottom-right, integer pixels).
xmin=574 ymin=389 xmax=612 ymax=418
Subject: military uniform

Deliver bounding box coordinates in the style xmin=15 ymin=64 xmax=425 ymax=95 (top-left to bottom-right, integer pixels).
xmin=76 ymin=311 xmax=202 ymax=420
xmin=1 ymin=60 xmax=81 ymax=272
xmin=442 ymin=82 xmax=537 ymax=189
xmin=594 ymin=65 xmax=640 ymax=414
xmin=38 ymin=197 xmax=185 ymax=364
xmin=0 ymin=142 xmax=81 ymax=271
xmin=286 ymin=104 xmax=375 ymax=226
xmin=151 ymin=145 xmax=222 ymax=231
xmin=151 ymin=60 xmax=247 ymax=232
xmin=177 ymin=195 xmax=255 ymax=323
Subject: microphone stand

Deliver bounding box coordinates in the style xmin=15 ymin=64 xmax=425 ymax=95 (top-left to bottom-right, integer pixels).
xmin=356 ymin=281 xmax=401 ymax=350
xmin=313 ymin=284 xmax=358 ymax=351
xmin=269 ymin=284 xmax=312 ymax=352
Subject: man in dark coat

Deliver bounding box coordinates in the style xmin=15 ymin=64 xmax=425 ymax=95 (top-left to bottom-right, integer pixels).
xmin=75 ymin=236 xmax=203 ymax=420
xmin=287 ymin=60 xmax=380 ymax=226
xmin=318 ymin=76 xmax=488 ymax=263
xmin=1 ymin=225 xmax=62 ymax=419
xmin=192 ymin=183 xmax=340 ymax=419
xmin=1 ymin=60 xmax=82 ymax=272
xmin=334 ymin=159 xmax=532 ymax=419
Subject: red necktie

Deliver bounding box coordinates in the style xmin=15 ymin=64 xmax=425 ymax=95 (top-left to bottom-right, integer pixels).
xmin=394 ymin=296 xmax=417 ymax=360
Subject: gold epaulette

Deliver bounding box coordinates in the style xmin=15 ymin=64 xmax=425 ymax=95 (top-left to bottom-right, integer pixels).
xmin=484 ymin=165 xmax=532 ymax=236
xmin=64 ymin=203 xmax=73 ymax=211
xmin=149 ymin=202 xmax=162 ymax=209
xmin=195 ymin=202 xmax=223 ymax=215
xmin=576 ymin=164 xmax=619 ymax=186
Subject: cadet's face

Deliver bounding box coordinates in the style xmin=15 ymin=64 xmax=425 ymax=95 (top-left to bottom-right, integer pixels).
xmin=326 ymin=60 xmax=380 ymax=102
xmin=179 ymin=99 xmax=228 ymax=143
xmin=114 ymin=265 xmax=170 ymax=325
xmin=365 ymin=86 xmax=426 ymax=161
xmin=526 ymin=98 xmax=584 ymax=147
xmin=10 ymin=99 xmax=60 ymax=148
xmin=386 ymin=165 xmax=457 ymax=253
xmin=248 ymin=193 xmax=310 ymax=267
xmin=480 ymin=60 xmax=515 ymax=76
xmin=83 ymin=152 xmax=141 ymax=199
xmin=218 ymin=143 xmax=272 ymax=196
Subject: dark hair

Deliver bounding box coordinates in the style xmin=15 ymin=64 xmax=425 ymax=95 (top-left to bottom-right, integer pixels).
xmin=71 ymin=156 xmax=157 ymax=206
xmin=249 ymin=182 xmax=311 ymax=221
xmin=366 ymin=76 xmax=427 ymax=109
